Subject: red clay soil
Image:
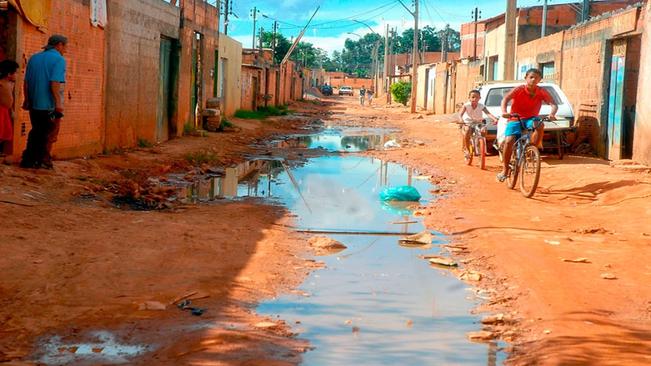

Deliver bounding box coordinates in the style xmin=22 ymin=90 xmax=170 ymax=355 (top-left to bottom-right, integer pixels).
xmin=0 ymin=103 xmax=330 ymax=365
xmin=2 ymin=96 xmax=651 ymax=365
xmin=333 ymin=96 xmax=651 ymax=365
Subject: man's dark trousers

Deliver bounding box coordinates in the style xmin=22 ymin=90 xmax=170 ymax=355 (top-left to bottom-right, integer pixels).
xmin=21 ymin=110 xmax=55 ymax=167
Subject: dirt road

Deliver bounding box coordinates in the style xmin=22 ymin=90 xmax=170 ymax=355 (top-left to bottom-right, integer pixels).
xmin=1 ymin=95 xmax=650 ymax=365
xmin=332 ymin=96 xmax=651 ymax=365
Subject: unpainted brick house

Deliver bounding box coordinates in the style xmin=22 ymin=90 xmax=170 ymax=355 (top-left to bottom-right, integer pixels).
xmin=0 ymin=0 xmax=243 ymax=159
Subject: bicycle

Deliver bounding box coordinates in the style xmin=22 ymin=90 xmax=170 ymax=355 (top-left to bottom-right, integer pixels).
xmin=458 ymin=119 xmax=488 ymax=170
xmin=501 ymin=114 xmax=549 ymax=198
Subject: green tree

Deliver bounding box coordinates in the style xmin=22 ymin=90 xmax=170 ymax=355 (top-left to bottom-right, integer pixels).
xmin=390 ymin=81 xmax=411 ymax=106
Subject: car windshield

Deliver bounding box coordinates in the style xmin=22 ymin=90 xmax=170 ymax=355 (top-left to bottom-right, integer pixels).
xmin=484 ymin=86 xmax=564 ymax=107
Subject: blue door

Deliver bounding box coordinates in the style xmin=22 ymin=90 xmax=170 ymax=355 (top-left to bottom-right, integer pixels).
xmin=607 ymin=55 xmax=625 ymax=160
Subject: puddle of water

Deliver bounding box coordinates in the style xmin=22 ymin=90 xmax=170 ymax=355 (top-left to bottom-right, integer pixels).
xmin=276 ymin=127 xmax=398 ymax=152
xmin=35 ymin=331 xmax=148 ymax=365
xmin=254 ymin=154 xmax=507 ymax=365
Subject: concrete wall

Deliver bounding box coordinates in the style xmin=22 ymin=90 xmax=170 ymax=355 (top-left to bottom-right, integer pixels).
xmin=484 ymin=23 xmax=506 ymax=80
xmin=452 ymin=60 xmax=483 ymax=110
xmin=105 ymin=0 xmax=179 ymax=148
xmin=634 ymin=2 xmax=651 ymax=165
xmin=10 ymin=0 xmax=106 ymax=159
xmin=240 ymin=66 xmax=261 ymax=111
xmin=217 ymin=34 xmax=242 ymax=116
xmin=416 ymin=64 xmax=430 ymax=110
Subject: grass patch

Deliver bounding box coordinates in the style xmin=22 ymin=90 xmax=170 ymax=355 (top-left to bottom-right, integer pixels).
xmin=184 ymin=150 xmax=220 ymax=165
xmin=221 ymin=119 xmax=234 ymax=128
xmin=137 ymin=138 xmax=153 ymax=148
xmin=234 ymin=105 xmax=293 ymax=120
xmin=234 ymin=110 xmax=268 ymax=119
xmin=183 ymin=122 xmax=197 ymax=135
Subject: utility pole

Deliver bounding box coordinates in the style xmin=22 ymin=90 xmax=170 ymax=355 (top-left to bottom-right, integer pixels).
xmin=504 ymin=0 xmax=517 ymax=80
xmin=272 ymin=21 xmax=278 ymax=64
xmin=398 ymin=0 xmax=419 ymax=113
xmin=259 ymin=27 xmax=264 ymax=50
xmin=472 ymin=7 xmax=480 ymax=59
xmin=441 ymin=25 xmax=449 ymax=62
xmin=542 ymin=0 xmax=548 ymax=37
xmin=250 ymin=7 xmax=259 ymax=49
xmin=223 ymin=0 xmax=229 ymax=34
xmin=383 ymin=24 xmax=389 ymax=96
xmin=581 ymin=0 xmax=590 ymax=22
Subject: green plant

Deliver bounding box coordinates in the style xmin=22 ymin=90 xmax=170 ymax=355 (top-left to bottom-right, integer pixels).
xmin=137 ymin=138 xmax=153 ymax=148
xmin=390 ymin=81 xmax=412 ymax=106
xmin=221 ymin=119 xmax=234 ymax=128
xmin=183 ymin=122 xmax=197 ymax=135
xmin=184 ymin=150 xmax=220 ymax=165
xmin=234 ymin=109 xmax=268 ymax=119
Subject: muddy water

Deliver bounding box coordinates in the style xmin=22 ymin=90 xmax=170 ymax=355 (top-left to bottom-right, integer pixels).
xmin=253 ymin=152 xmax=506 ymax=365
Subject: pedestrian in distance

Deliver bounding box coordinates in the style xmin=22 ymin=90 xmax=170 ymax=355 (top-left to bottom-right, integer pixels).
xmin=359 ymin=86 xmax=366 ymax=106
xmin=457 ymin=89 xmax=498 ymax=160
xmin=496 ymin=68 xmax=557 ymax=182
xmin=20 ymin=34 xmax=68 ymax=170
xmin=0 ymin=59 xmax=19 ymax=156
xmin=366 ymin=88 xmax=374 ymax=106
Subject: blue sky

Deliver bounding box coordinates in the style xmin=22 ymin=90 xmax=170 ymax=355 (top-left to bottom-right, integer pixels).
xmin=224 ymin=0 xmax=578 ymax=55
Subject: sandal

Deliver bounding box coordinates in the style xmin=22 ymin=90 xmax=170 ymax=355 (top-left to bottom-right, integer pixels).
xmin=496 ymin=172 xmax=507 ymax=182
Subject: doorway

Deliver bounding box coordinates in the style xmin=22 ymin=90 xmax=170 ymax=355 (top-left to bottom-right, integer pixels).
xmin=606 ymin=36 xmax=640 ymax=160
xmin=0 ymin=7 xmax=17 ymax=155
xmin=190 ymin=32 xmax=203 ymax=128
xmin=157 ymin=36 xmax=179 ymax=142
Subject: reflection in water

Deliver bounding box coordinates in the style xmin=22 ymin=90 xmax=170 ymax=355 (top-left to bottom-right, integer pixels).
xmin=35 ymin=331 xmax=148 ymax=365
xmin=256 ymin=155 xmax=506 ymax=365
xmin=277 ymin=128 xmax=398 ymax=152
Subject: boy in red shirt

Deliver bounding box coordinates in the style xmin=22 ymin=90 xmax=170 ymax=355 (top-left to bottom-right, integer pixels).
xmin=497 ymin=68 xmax=557 ymax=182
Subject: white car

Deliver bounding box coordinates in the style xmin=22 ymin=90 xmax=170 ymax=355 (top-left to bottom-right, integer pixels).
xmin=477 ymin=81 xmax=575 ymax=148
xmin=338 ymin=86 xmax=354 ymax=96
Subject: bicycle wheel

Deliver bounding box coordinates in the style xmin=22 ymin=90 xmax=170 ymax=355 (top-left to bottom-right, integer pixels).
xmin=507 ymin=151 xmax=518 ymax=189
xmin=519 ymin=145 xmax=541 ymax=198
xmin=478 ymin=138 xmax=486 ymax=170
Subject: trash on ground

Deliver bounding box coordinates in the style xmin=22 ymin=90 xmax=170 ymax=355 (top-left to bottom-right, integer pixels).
xmin=544 ymin=239 xmax=560 ymax=245
xmin=383 ymin=140 xmax=401 ymax=149
xmin=379 ymin=185 xmax=421 ymax=201
xmin=254 ymin=321 xmax=280 ymax=329
xmin=481 ymin=313 xmax=507 ymax=325
xmin=467 ymin=330 xmax=494 ymax=342
xmin=427 ymin=256 xmax=458 ymax=267
xmin=459 ymin=270 xmax=482 ymax=281
xmin=308 ymin=236 xmax=347 ymax=255
xmin=138 ymin=301 xmax=166 ymax=311
xmin=601 ymin=273 xmax=617 ymax=280
xmin=399 ymin=230 xmax=432 ymax=245
xmin=562 ymin=257 xmax=590 ymax=263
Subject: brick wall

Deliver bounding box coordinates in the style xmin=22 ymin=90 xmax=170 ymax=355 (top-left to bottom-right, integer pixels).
xmin=434 ymin=63 xmax=449 ymax=114
xmin=105 ymin=0 xmax=179 ymax=148
xmin=330 ymin=77 xmax=372 ymax=89
xmin=633 ymin=2 xmax=651 ymax=165
xmin=11 ymin=0 xmax=106 ymax=159
xmin=452 ymin=60 xmax=483 ymax=110
xmin=240 ymin=66 xmax=261 ymax=111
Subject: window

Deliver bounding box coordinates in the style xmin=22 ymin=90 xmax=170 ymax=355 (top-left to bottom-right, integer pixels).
xmin=540 ymin=62 xmax=555 ymax=79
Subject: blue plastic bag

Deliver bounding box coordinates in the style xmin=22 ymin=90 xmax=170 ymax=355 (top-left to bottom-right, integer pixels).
xmin=379 ymin=186 xmax=421 ymax=202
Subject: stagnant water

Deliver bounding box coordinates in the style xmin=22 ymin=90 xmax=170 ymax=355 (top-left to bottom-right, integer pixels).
xmin=34 ymin=130 xmax=504 ymax=365
xmin=250 ymin=152 xmax=506 ymax=365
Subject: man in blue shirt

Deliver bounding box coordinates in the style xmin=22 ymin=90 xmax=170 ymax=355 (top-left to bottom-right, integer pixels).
xmin=20 ymin=34 xmax=67 ymax=169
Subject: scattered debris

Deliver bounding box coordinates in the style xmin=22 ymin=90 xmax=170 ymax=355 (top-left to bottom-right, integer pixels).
xmin=562 ymin=257 xmax=591 ymax=263
xmin=399 ymin=230 xmax=432 ymax=245
xmin=138 ymin=301 xmax=166 ymax=311
xmin=467 ymin=330 xmax=494 ymax=342
xmin=427 ymin=256 xmax=458 ymax=267
xmin=481 ymin=313 xmax=507 ymax=325
xmin=308 ymin=236 xmax=347 ymax=255
xmin=601 ymin=273 xmax=617 ymax=280
xmin=459 ymin=271 xmax=482 ymax=282
xmin=383 ymin=140 xmax=401 ymax=149
xmin=254 ymin=321 xmax=280 ymax=329
xmin=544 ymin=239 xmax=560 ymax=245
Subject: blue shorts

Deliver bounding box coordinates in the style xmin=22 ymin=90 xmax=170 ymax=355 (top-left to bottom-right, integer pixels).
xmin=504 ymin=118 xmax=538 ymax=138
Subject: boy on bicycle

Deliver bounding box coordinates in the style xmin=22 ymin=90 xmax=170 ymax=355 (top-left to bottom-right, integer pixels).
xmin=458 ymin=90 xmax=498 ymax=160
xmin=497 ymin=68 xmax=557 ymax=182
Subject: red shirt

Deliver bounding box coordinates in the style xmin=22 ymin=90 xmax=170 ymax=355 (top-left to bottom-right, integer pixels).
xmin=509 ymin=85 xmax=553 ymax=120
